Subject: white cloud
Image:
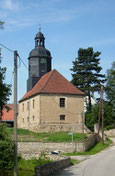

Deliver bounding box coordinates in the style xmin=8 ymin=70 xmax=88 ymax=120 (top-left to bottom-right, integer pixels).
xmin=0 ymin=0 xmax=105 ymax=31
xmin=0 ymin=0 xmax=20 ymax=11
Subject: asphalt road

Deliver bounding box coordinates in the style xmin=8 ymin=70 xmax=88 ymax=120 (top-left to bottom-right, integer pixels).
xmin=57 ymin=141 xmax=115 ymax=176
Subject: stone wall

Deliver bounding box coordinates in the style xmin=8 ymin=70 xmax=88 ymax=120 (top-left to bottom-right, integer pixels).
xmin=37 ymin=123 xmax=84 ymax=133
xmin=94 ymin=123 xmax=114 ymax=139
xmin=35 ymin=157 xmax=71 ymax=176
xmin=83 ymin=133 xmax=100 ymax=151
xmin=104 ymin=129 xmax=115 ymax=137
xmin=18 ymin=134 xmax=99 ymax=159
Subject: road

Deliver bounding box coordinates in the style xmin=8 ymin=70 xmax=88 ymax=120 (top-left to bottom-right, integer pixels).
xmin=57 ymin=140 xmax=115 ymax=176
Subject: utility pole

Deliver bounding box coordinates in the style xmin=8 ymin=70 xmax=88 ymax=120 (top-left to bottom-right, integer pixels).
xmin=101 ymin=85 xmax=104 ymax=144
xmin=98 ymin=93 xmax=101 ymax=134
xmin=0 ymin=48 xmax=2 ymax=121
xmin=14 ymin=50 xmax=18 ymax=176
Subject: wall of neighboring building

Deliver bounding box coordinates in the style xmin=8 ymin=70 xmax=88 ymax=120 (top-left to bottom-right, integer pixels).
xmin=18 ymin=93 xmax=85 ymax=133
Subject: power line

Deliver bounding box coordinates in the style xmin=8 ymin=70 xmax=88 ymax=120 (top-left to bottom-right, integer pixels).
xmin=49 ymin=96 xmax=81 ymax=116
xmin=10 ymin=71 xmax=14 ymax=86
xmin=0 ymin=43 xmax=14 ymax=53
xmin=17 ymin=54 xmax=28 ymax=70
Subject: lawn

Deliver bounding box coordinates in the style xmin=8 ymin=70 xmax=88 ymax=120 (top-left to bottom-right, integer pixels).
xmin=6 ymin=128 xmax=87 ymax=142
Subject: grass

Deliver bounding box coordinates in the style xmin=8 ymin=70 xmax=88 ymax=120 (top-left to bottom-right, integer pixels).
xmin=18 ymin=153 xmax=52 ymax=171
xmin=71 ymin=159 xmax=80 ymax=165
xmin=64 ymin=138 xmax=112 ymax=156
xmin=6 ymin=128 xmax=87 ymax=142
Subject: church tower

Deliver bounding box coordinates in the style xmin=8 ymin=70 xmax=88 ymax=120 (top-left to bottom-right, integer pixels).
xmin=27 ymin=28 xmax=52 ymax=92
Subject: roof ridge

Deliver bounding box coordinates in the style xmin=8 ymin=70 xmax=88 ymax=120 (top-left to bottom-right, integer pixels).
xmin=39 ymin=70 xmax=56 ymax=92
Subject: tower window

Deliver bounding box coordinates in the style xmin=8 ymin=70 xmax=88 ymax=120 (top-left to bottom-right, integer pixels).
xmin=60 ymin=98 xmax=65 ymax=107
xmin=33 ymin=116 xmax=35 ymax=121
xmin=60 ymin=115 xmax=65 ymax=120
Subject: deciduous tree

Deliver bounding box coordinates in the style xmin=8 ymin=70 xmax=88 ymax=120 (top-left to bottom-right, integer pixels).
xmin=106 ymin=61 xmax=115 ymax=122
xmin=0 ymin=59 xmax=11 ymax=119
xmin=0 ymin=21 xmax=4 ymax=29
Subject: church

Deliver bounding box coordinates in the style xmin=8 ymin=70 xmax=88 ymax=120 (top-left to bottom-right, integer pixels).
xmin=18 ymin=28 xmax=86 ymax=133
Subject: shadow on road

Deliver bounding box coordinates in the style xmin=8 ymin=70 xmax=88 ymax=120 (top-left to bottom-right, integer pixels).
xmin=56 ymin=167 xmax=79 ymax=176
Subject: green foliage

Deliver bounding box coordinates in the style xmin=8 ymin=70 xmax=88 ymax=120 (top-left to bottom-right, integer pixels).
xmin=70 ymin=47 xmax=105 ymax=111
xmin=106 ymin=61 xmax=115 ymax=122
xmin=0 ymin=21 xmax=4 ymax=29
xmin=71 ymin=159 xmax=80 ymax=165
xmin=85 ymin=101 xmax=114 ymax=131
xmin=0 ymin=124 xmax=14 ymax=169
xmin=18 ymin=153 xmax=52 ymax=171
xmin=0 ymin=170 xmax=34 ymax=176
xmin=0 ymin=59 xmax=11 ymax=115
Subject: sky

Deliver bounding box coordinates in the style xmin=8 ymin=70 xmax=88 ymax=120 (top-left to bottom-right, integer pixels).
xmin=0 ymin=0 xmax=115 ymax=103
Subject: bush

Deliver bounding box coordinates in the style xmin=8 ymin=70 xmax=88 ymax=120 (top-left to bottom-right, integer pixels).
xmin=18 ymin=152 xmax=52 ymax=171
xmin=0 ymin=124 xmax=14 ymax=169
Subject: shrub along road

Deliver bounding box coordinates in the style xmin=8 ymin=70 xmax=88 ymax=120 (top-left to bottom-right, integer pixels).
xmin=57 ymin=139 xmax=115 ymax=176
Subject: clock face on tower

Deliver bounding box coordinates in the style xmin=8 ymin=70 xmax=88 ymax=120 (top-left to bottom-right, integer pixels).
xmin=40 ymin=58 xmax=46 ymax=64
xmin=40 ymin=58 xmax=47 ymax=73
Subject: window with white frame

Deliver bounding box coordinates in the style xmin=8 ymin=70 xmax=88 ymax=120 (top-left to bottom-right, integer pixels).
xmin=27 ymin=117 xmax=29 ymax=122
xmin=22 ymin=103 xmax=24 ymax=112
xmin=60 ymin=115 xmax=65 ymax=120
xmin=60 ymin=98 xmax=65 ymax=107
xmin=27 ymin=102 xmax=29 ymax=111
xmin=33 ymin=99 xmax=35 ymax=109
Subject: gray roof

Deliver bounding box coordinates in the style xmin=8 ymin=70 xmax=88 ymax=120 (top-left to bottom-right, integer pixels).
xmin=35 ymin=31 xmax=45 ymax=39
xmin=29 ymin=46 xmax=51 ymax=58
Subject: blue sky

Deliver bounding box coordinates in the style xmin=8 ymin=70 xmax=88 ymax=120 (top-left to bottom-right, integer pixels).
xmin=0 ymin=0 xmax=115 ymax=103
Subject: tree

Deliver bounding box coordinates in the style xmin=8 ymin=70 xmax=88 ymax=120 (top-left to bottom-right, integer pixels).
xmin=106 ymin=61 xmax=115 ymax=123
xmin=85 ymin=101 xmax=113 ymax=131
xmin=0 ymin=124 xmax=14 ymax=169
xmin=0 ymin=58 xmax=11 ymax=119
xmin=70 ymin=47 xmax=105 ymax=111
xmin=0 ymin=21 xmax=4 ymax=29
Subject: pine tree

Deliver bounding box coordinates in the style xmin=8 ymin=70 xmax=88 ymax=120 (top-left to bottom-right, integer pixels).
xmin=71 ymin=47 xmax=105 ymax=111
xmin=106 ymin=61 xmax=115 ymax=121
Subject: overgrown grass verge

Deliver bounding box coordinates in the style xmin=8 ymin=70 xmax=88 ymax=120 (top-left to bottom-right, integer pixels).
xmin=64 ymin=138 xmax=112 ymax=156
xmin=71 ymin=159 xmax=80 ymax=165
xmin=6 ymin=128 xmax=87 ymax=142
xmin=17 ymin=153 xmax=52 ymax=176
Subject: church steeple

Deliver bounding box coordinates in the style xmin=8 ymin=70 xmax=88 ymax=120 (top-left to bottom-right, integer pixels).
xmin=35 ymin=26 xmax=45 ymax=47
xmin=27 ymin=27 xmax=52 ymax=92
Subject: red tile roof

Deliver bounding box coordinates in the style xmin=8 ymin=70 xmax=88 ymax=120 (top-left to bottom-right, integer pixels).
xmin=20 ymin=69 xmax=85 ymax=102
xmin=1 ymin=104 xmax=18 ymax=121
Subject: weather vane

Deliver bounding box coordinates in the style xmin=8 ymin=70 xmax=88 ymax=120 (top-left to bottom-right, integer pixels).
xmin=39 ymin=24 xmax=41 ymax=32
